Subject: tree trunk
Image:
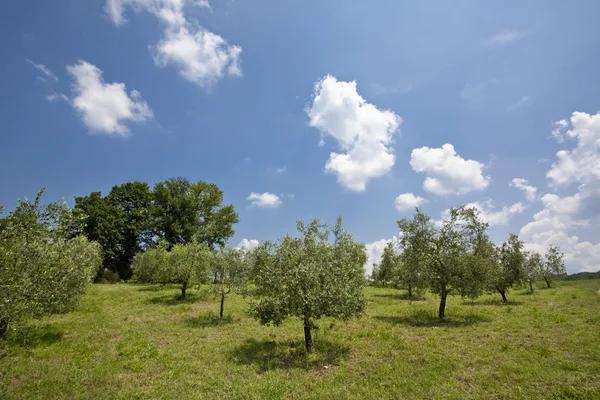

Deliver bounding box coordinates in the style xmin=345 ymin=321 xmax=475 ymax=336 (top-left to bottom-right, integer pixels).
xmin=181 ymin=280 xmax=187 ymax=299
xmin=408 ymin=284 xmax=412 ymax=299
xmin=544 ymin=276 xmax=551 ymax=289
xmin=303 ymin=318 xmax=313 ymax=353
xmin=438 ymin=290 xmax=448 ymax=320
xmin=499 ymin=290 xmax=508 ymax=303
xmin=0 ymin=319 xmax=8 ymax=339
xmin=219 ymin=291 xmax=225 ymax=320
xmin=529 ymin=280 xmax=534 ymax=293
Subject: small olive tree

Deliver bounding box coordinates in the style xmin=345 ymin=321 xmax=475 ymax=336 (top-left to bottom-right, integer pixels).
xmin=250 ymin=217 xmax=366 ymax=353
xmin=376 ymin=242 xmax=399 ymax=287
xmin=132 ymin=241 xmax=210 ymax=299
xmin=397 ymin=209 xmax=432 ymax=298
xmin=524 ymin=250 xmax=543 ymax=293
xmin=489 ymin=233 xmax=525 ymax=303
xmin=209 ymin=247 xmax=250 ymax=319
xmin=542 ymin=245 xmax=566 ymax=288
xmin=0 ymin=189 xmax=102 ymax=338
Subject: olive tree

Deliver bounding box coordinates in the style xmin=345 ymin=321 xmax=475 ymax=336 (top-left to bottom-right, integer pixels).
xmin=489 ymin=234 xmax=525 ymax=302
xmin=0 ymin=189 xmax=102 ymax=338
xmin=524 ymin=250 xmax=543 ymax=293
xmin=397 ymin=209 xmax=432 ymax=298
xmin=542 ymin=245 xmax=566 ymax=288
xmin=250 ymin=217 xmax=366 ymax=353
xmin=132 ymin=241 xmax=210 ymax=299
xmin=209 ymin=248 xmax=250 ymax=319
xmin=376 ymin=242 xmax=400 ymax=287
xmin=424 ymin=206 xmax=492 ymax=319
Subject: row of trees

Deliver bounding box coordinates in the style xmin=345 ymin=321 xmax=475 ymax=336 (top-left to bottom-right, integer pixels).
xmin=0 ymin=190 xmax=102 ymax=338
xmin=74 ymin=177 xmax=239 ymax=281
xmin=372 ymin=207 xmax=566 ymax=318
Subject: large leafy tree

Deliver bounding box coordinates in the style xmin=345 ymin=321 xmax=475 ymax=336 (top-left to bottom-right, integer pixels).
xmin=490 ymin=233 xmax=525 ymax=302
xmin=397 ymin=209 xmax=433 ymax=298
xmin=426 ymin=206 xmax=492 ymax=319
xmin=209 ymin=248 xmax=250 ymax=319
xmin=250 ymin=217 xmax=366 ymax=353
xmin=542 ymin=245 xmax=566 ymax=288
xmin=0 ymin=189 xmax=101 ymax=338
xmin=152 ymin=177 xmax=239 ymax=248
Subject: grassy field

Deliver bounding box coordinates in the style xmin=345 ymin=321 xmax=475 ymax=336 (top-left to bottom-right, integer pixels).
xmin=1 ymin=280 xmax=599 ymax=399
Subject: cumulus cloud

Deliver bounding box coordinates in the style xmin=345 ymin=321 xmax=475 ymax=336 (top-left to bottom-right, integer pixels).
xmin=520 ymin=111 xmax=600 ymax=273
xmin=246 ymin=192 xmax=282 ymax=208
xmin=66 ymin=60 xmax=153 ymax=136
xmin=105 ymin=0 xmax=241 ymax=88
xmin=410 ymin=144 xmax=490 ymax=195
xmin=395 ymin=193 xmax=425 ymax=212
xmin=483 ymin=30 xmax=528 ymax=47
xmin=511 ymin=178 xmax=537 ymax=202
xmin=236 ymin=238 xmax=259 ymax=251
xmin=465 ymin=200 xmax=526 ymax=226
xmin=26 ymin=59 xmax=58 ymax=81
xmin=547 ymin=112 xmax=600 ymax=186
xmin=307 ymin=75 xmax=402 ymax=192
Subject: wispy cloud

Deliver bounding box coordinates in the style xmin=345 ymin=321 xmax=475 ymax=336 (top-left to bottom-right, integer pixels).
xmin=508 ymin=95 xmax=532 ymax=111
xmin=369 ymin=82 xmax=413 ymax=97
xmin=459 ymin=79 xmax=500 ymax=106
xmin=26 ymin=59 xmax=58 ymax=81
xmin=484 ymin=30 xmax=528 ymax=48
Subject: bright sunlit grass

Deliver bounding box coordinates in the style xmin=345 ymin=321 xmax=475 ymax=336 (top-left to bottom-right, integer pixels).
xmin=1 ymin=280 xmax=599 ymax=399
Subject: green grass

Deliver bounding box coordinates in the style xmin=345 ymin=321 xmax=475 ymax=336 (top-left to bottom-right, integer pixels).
xmin=1 ymin=280 xmax=599 ymax=399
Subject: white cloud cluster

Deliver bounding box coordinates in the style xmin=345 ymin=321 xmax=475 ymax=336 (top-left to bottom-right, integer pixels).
xmin=465 ymin=200 xmax=526 ymax=226
xmin=26 ymin=59 xmax=58 ymax=81
xmin=364 ymin=238 xmax=397 ymax=277
xmin=410 ymin=144 xmax=490 ymax=195
xmin=511 ymin=178 xmax=537 ymax=202
xmin=246 ymin=192 xmax=282 ymax=208
xmin=520 ymin=111 xmax=600 ymax=273
xmin=483 ymin=30 xmax=528 ymax=47
xmin=307 ymin=75 xmax=402 ymax=192
xmin=236 ymin=238 xmax=259 ymax=251
xmin=106 ymin=0 xmax=241 ymax=88
xmin=395 ymin=193 xmax=425 ymax=212
xmin=67 ymin=60 xmax=153 ymax=136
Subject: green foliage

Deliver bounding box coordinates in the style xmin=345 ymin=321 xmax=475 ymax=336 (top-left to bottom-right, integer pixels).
xmin=376 ymin=242 xmax=399 ymax=287
xmin=0 ymin=189 xmax=101 ymax=338
xmin=152 ymin=177 xmax=239 ymax=248
xmin=397 ymin=208 xmax=433 ymax=297
xmin=542 ymin=245 xmax=566 ymax=288
xmin=524 ymin=250 xmax=543 ymax=292
xmin=489 ymin=233 xmax=526 ymax=302
xmin=132 ymin=241 xmax=210 ymax=299
xmin=209 ymin=247 xmax=251 ymax=319
xmin=250 ymin=217 xmax=366 ymax=352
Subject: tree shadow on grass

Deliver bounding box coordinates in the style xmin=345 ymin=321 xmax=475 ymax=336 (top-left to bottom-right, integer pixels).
xmin=374 ymin=310 xmax=490 ymax=328
xmin=136 ymin=285 xmax=168 ymax=292
xmin=4 ymin=323 xmax=62 ymax=349
xmin=184 ymin=312 xmax=237 ymax=328
xmin=228 ymin=338 xmax=350 ymax=373
xmin=144 ymin=291 xmax=208 ymax=306
xmin=462 ymin=299 xmax=523 ymax=306
xmin=373 ymin=292 xmax=426 ymax=301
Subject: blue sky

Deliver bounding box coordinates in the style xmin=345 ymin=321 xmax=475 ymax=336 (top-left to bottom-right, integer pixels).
xmin=2 ymin=0 xmax=600 ymax=273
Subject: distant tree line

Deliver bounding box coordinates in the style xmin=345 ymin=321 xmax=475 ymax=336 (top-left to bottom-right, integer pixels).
xmin=73 ymin=177 xmax=239 ymax=281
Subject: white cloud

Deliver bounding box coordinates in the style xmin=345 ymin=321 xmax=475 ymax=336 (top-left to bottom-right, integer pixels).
xmin=307 ymin=75 xmax=402 ymax=192
xmin=246 ymin=192 xmax=282 ymax=208
xmin=106 ymin=0 xmax=241 ymax=88
xmin=66 ymin=60 xmax=153 ymax=136
xmin=46 ymin=92 xmax=70 ymax=103
xmin=275 ymin=166 xmax=287 ymax=174
xmin=26 ymin=59 xmax=58 ymax=81
xmin=484 ymin=30 xmax=528 ymax=47
xmin=465 ymin=200 xmax=526 ymax=226
xmin=547 ymin=112 xmax=600 ymax=186
xmin=410 ymin=143 xmax=490 ymax=195
xmin=395 ymin=193 xmax=425 ymax=212
xmin=508 ymin=95 xmax=531 ymax=111
xmin=511 ymin=178 xmax=537 ymax=202
xmin=236 ymin=238 xmax=259 ymax=251
xmin=520 ymin=111 xmax=600 ymax=273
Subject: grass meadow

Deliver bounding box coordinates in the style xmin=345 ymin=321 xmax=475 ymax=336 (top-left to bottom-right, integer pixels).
xmin=1 ymin=280 xmax=599 ymax=399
